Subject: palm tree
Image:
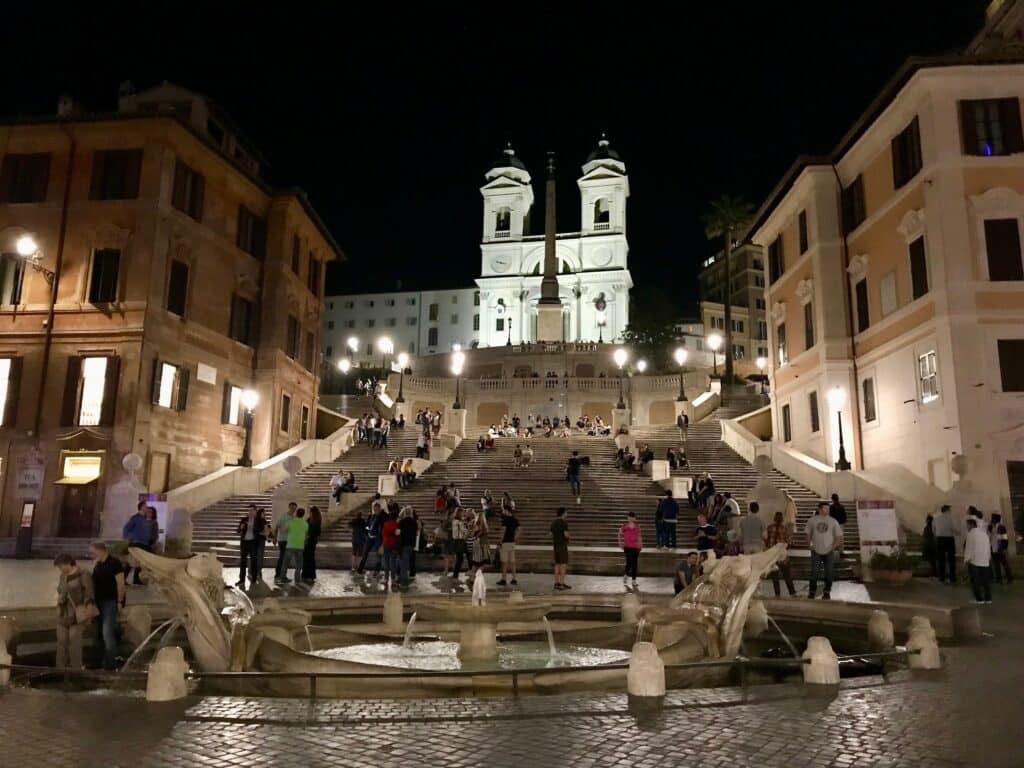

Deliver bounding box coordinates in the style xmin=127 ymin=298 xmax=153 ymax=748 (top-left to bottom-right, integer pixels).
xmin=703 ymin=195 xmax=753 ymax=398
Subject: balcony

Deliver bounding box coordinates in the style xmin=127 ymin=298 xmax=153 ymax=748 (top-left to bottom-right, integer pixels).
xmin=493 ymin=230 xmax=511 ymax=239
xmin=593 ymin=222 xmax=610 ymax=231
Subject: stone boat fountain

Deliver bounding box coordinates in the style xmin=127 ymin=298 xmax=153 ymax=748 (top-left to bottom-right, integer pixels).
xmin=130 ymin=544 xmax=786 ymax=698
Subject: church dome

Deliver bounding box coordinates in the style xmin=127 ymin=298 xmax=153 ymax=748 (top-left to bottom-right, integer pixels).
xmin=490 ymin=142 xmax=527 ymax=172
xmin=586 ymin=133 xmax=622 ymax=163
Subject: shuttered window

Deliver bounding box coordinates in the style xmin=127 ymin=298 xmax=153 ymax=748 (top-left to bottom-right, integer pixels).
xmin=150 ymin=359 xmax=189 ymax=412
xmin=61 ymin=355 xmax=120 ymax=426
xmin=841 ymin=175 xmax=867 ymax=234
xmin=809 ymin=391 xmax=820 ymax=433
xmin=803 ymin=302 xmax=815 ymax=351
xmin=891 ymin=116 xmax=923 ymax=188
xmin=997 ymin=339 xmax=1024 ymax=392
xmin=862 ymin=378 xmax=877 ymax=423
xmin=291 ymin=234 xmax=301 ymax=273
xmin=768 ymin=236 xmax=784 ymax=283
xmin=984 ymin=218 xmax=1024 ymax=281
xmin=90 ymin=149 xmax=142 ymax=200
xmin=0 ymin=153 xmax=50 ymax=203
xmin=909 ymin=237 xmax=929 ymax=299
xmin=776 ymin=322 xmax=787 ymax=367
xmin=88 ymin=249 xmax=120 ymax=304
xmin=855 ymin=279 xmax=870 ymax=333
xmin=166 ymin=260 xmax=189 ymax=316
xmin=229 ymin=294 xmax=255 ymax=345
xmin=236 ymin=206 xmax=266 ymax=258
xmin=0 ymin=357 xmax=23 ymax=427
xmin=286 ymin=316 xmax=299 ymax=359
xmin=171 ymin=159 xmax=205 ymax=221
xmin=798 ymin=210 xmax=808 ymax=254
xmin=960 ymin=98 xmax=1024 ymax=157
xmin=280 ymin=393 xmax=291 ymax=433
xmin=782 ymin=404 xmax=792 ymax=443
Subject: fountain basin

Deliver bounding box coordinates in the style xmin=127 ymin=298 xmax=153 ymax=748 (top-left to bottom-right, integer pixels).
xmin=414 ymin=600 xmax=552 ymax=660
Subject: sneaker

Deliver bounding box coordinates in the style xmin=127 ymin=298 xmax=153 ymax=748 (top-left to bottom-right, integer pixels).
xmin=496 ymin=579 xmax=508 ymax=586
xmin=984 ymin=600 xmax=993 ymax=604
xmin=553 ymin=583 xmax=564 ymax=590
xmin=576 ymin=497 xmax=581 ymax=505
xmin=822 ymin=593 xmax=831 ymax=600
xmin=562 ymin=584 xmax=572 ymax=590
xmin=974 ymin=600 xmax=985 ymax=604
xmin=510 ymin=579 xmax=518 ymax=585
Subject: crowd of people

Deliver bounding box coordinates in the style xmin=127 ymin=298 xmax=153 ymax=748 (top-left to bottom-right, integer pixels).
xmin=922 ymin=504 xmax=1012 ymax=603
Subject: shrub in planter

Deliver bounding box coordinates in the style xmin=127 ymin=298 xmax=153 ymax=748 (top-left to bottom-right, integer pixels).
xmin=870 ymin=548 xmax=920 ymax=584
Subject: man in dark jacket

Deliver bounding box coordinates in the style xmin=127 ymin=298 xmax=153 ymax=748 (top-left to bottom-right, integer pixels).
xmin=237 ymin=503 xmax=268 ymax=588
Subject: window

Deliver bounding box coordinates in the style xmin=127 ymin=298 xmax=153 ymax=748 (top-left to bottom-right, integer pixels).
xmin=222 ymin=383 xmax=243 ymax=425
xmin=496 ymin=318 xmax=505 ymax=332
xmin=325 ymin=345 xmax=333 ymax=358
xmin=862 ymin=377 xmax=877 ymax=422
xmin=754 ymin=275 xmax=765 ymax=288
xmin=474 ymin=291 xmax=480 ymax=306
xmin=0 ymin=357 xmax=23 ymax=427
xmin=171 ymin=159 xmax=205 ymax=221
xmin=918 ymin=351 xmax=939 ymax=403
xmin=757 ymin=346 xmax=768 ymax=358
xmin=280 ymin=393 xmax=291 ymax=433
xmin=366 ymin=318 xmax=375 ymax=328
xmin=731 ymin=319 xmax=744 ymax=333
xmin=328 ymin=302 xmax=334 ymax=310
xmin=230 ymin=294 xmax=254 ymax=345
xmin=327 ymin=321 xmax=335 ymax=330
xmin=804 ymin=302 xmax=814 ymax=350
xmin=166 ymin=259 xmax=189 ymax=316
xmin=407 ymin=297 xmax=416 ymax=306
xmin=755 ymin=298 xmax=766 ymax=310
xmin=0 ymin=152 xmax=50 ymax=203
xmin=346 ymin=320 xmax=355 ymax=328
xmin=90 ymin=149 xmax=142 ymax=200
xmin=891 ymin=117 xmax=923 ymax=188
xmin=150 ymin=359 xmax=188 ymax=412
xmin=841 ymin=175 xmax=867 ymax=234
xmin=451 ymin=295 xmax=458 ymax=304
xmin=385 ymin=299 xmax=395 ymax=307
xmin=880 ymin=272 xmax=898 ymax=317
xmin=291 ymin=234 xmax=301 ymax=274
xmin=909 ymin=236 xmax=929 ymax=299
xmin=798 ymin=210 xmax=809 ymax=254
xmin=782 ymin=404 xmax=792 ymax=442
xmin=366 ymin=300 xmax=375 ymax=308
xmin=768 ymin=236 xmax=784 ymax=283
xmin=307 ymin=254 xmax=320 ymax=295
xmin=732 ymin=344 xmax=745 ymax=359
xmin=983 ymin=218 xmax=1024 ymax=281
xmin=495 ymin=206 xmax=511 ymax=233
xmin=86 ymin=248 xmax=120 ymax=303
xmin=776 ymin=323 xmax=787 ymax=366
xmin=386 ymin=318 xmax=396 ymax=327
xmin=757 ymin=321 xmax=767 ymax=340
xmin=451 ymin=314 xmax=458 ymax=324
xmin=997 ymin=339 xmax=1024 ymax=391
xmin=366 ymin=343 xmax=373 ymax=355
xmin=303 ymin=331 xmax=315 ymax=370
xmin=427 ymin=327 xmax=438 ymax=346
xmin=473 ymin=314 xmax=480 ymax=331
xmin=286 ymin=316 xmax=299 ymax=359
xmin=408 ymin=341 xmax=415 ymax=353
xmin=236 ymin=206 xmax=266 ymax=259
xmin=0 ymin=254 xmax=24 ymax=305
xmin=960 ymin=98 xmax=1024 ymax=157
xmin=809 ymin=391 xmax=820 ymax=433
xmin=300 ymin=404 xmax=310 ymax=440
xmin=594 ymin=198 xmax=610 ymax=224
xmin=406 ymin=317 xmax=417 ymax=326
xmin=429 ymin=303 xmax=439 ymax=321
xmin=855 ymin=279 xmax=870 ymax=333
xmin=344 ymin=300 xmax=355 ymax=309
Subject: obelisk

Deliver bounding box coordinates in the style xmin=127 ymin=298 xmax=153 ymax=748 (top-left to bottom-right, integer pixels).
xmin=536 ymin=151 xmax=564 ymax=342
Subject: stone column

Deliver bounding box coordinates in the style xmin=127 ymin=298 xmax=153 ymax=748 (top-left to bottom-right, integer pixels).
xmin=612 ymin=407 xmax=630 ymax=435
xmin=537 ymin=152 xmax=564 ymax=342
xmin=448 ymin=408 xmax=467 ymax=439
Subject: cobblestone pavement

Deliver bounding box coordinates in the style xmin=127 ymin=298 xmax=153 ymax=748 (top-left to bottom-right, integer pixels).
xmin=0 ymin=677 xmax=972 ymax=768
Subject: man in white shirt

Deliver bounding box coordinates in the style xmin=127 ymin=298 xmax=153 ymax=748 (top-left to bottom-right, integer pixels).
xmin=964 ymin=518 xmax=993 ymax=604
xmin=805 ymin=502 xmax=843 ymax=599
xmin=330 ymin=471 xmax=345 ymax=502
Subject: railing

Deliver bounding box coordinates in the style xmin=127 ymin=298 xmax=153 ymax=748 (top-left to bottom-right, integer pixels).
xmin=493 ymin=230 xmax=511 ymax=239
xmin=0 ymin=649 xmax=918 ymax=702
xmin=402 ymin=375 xmax=706 ymax=396
xmin=593 ymin=222 xmax=610 ymax=231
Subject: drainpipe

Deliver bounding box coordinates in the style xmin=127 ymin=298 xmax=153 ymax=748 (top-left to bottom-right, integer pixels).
xmin=831 ymin=164 xmax=865 ymax=470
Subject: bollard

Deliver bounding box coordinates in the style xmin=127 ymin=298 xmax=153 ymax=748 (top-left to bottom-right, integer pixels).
xmin=383 ymin=591 xmax=404 ymax=631
xmin=867 ymin=610 xmax=894 ymax=651
xmin=621 ymin=593 xmax=641 ymax=624
xmin=627 ymin=641 xmax=665 ymax=697
xmin=802 ymin=636 xmax=840 ymax=684
xmin=906 ymin=616 xmax=941 ymax=669
xmin=743 ymin=599 xmax=768 ymax=640
xmin=146 ymin=646 xmax=189 ymax=702
xmin=0 ymin=644 xmax=10 ymax=687
xmin=0 ymin=616 xmax=17 ymax=651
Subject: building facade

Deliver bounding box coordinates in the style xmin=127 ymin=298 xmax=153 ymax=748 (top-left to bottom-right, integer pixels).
xmin=0 ymin=82 xmax=340 ymax=539
xmin=698 ymin=242 xmax=768 ymax=371
xmin=749 ymin=57 xmax=1024 ymax=525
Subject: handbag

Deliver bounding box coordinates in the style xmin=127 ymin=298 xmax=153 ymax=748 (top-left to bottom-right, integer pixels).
xmin=68 ymin=592 xmax=99 ymax=624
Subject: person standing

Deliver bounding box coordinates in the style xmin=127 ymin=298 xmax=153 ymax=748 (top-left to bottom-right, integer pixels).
xmin=988 ymin=513 xmax=1013 ymax=585
xmin=283 ymin=508 xmax=308 ymax=584
xmin=89 ymin=542 xmax=125 ymax=670
xmin=53 ymin=553 xmax=94 ymax=670
xmin=357 ymin=496 xmax=386 ymax=576
xmin=348 ymin=510 xmax=367 ymax=572
xmin=301 ymin=506 xmax=322 ymax=582
xmin=496 ymin=507 xmax=520 ymax=586
xmin=566 ymin=451 xmax=583 ymax=502
xmin=398 ymin=507 xmax=418 ymax=588
xmin=122 ymin=502 xmax=157 ymax=585
xmin=695 ymin=513 xmax=717 ymax=553
xmin=805 ymin=502 xmax=843 ymax=600
xmin=740 ymin=502 xmax=766 ymax=554
xmin=450 ymin=509 xmax=468 ymax=581
xmin=677 ymin=412 xmax=689 ymax=442
xmin=964 ymin=517 xmax=992 ymax=604
xmin=551 ymin=507 xmax=571 ymax=590
xmin=659 ymin=490 xmax=679 ymax=549
xmin=933 ymin=505 xmax=957 ymax=584
xmin=236 ymin=503 xmax=267 ymax=588
xmin=618 ymin=512 xmax=643 ymax=587
xmin=765 ymin=511 xmax=797 ymax=597
xmin=828 ymin=494 xmax=847 ymax=525
xmin=273 ymin=502 xmax=297 ymax=583
xmin=921 ymin=514 xmax=937 ymax=578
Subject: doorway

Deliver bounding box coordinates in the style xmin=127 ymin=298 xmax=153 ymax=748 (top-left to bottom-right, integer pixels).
xmin=59 ymin=483 xmax=98 ymax=537
xmin=1008 ymin=460 xmax=1024 ymax=528
xmin=148 ymin=451 xmax=171 ymax=493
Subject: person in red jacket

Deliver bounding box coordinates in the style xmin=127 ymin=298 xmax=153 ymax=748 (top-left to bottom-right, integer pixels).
xmin=618 ymin=512 xmax=644 ymax=587
xmin=380 ymin=507 xmax=401 ymax=592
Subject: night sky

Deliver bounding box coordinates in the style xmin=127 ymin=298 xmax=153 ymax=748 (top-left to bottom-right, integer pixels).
xmin=0 ymin=2 xmax=988 ymax=314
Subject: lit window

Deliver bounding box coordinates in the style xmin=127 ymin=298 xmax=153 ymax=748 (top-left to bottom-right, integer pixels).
xmin=78 ymin=357 xmax=108 ymax=426
xmin=158 ymin=363 xmax=177 ymax=408
xmin=918 ymin=351 xmax=939 ymax=403
xmin=227 ymin=385 xmax=243 ymax=426
xmin=0 ymin=358 xmax=10 ymax=424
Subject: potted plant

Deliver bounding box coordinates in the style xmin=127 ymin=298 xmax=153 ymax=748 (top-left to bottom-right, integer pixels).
xmin=870 ymin=548 xmax=919 ymax=585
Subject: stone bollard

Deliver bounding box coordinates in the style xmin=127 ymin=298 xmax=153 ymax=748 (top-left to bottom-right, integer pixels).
xmin=744 ymin=599 xmax=768 ymax=640
xmin=0 ymin=616 xmax=17 ymax=650
xmin=146 ymin=646 xmax=189 ymax=702
xmin=122 ymin=606 xmax=153 ymax=649
xmin=621 ymin=593 xmax=641 ymax=624
xmin=906 ymin=616 xmax=941 ymax=669
xmin=627 ymin=641 xmax=666 ymax=698
xmin=867 ymin=610 xmax=894 ymax=651
xmin=508 ymin=591 xmax=525 ymax=603
xmin=802 ymin=636 xmax=840 ymax=685
xmin=383 ymin=591 xmax=404 ymax=631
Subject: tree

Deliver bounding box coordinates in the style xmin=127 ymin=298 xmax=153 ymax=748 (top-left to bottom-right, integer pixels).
xmin=622 ymin=288 xmax=680 ymax=373
xmin=703 ymin=194 xmax=753 ymax=398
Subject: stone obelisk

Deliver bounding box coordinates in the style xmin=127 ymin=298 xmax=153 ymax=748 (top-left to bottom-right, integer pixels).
xmin=536 ymin=151 xmax=564 ymax=342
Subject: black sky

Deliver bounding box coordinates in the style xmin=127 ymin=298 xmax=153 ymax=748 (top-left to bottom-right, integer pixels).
xmin=0 ymin=2 xmax=988 ymax=313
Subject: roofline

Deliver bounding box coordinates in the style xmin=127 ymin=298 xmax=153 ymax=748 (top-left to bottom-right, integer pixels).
xmin=744 ymin=53 xmax=1024 ymax=240
xmin=0 ymin=110 xmax=344 ymax=261
xmin=324 ymin=286 xmax=478 ymax=299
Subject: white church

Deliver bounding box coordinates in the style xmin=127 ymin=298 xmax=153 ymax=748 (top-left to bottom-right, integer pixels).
xmin=322 ymin=137 xmax=633 ymax=364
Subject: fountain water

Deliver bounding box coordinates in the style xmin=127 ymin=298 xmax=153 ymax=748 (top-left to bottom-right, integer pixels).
xmin=471 ymin=569 xmax=487 ymax=606
xmin=635 ymin=617 xmax=647 ymax=644
xmin=120 ymin=618 xmax=180 ymax=671
xmin=765 ymin=613 xmax=799 ymax=658
xmin=305 ymin=625 xmax=314 ymax=652
xmin=226 ymin=586 xmax=255 ymax=620
xmin=403 ymin=612 xmax=419 ymax=649
xmin=541 ymin=616 xmax=557 ymax=658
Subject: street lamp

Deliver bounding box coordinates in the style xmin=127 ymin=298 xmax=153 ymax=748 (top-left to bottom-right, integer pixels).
xmin=396 ymin=352 xmax=409 ymax=402
xmin=596 ymin=309 xmax=606 ymax=344
xmin=613 ymin=347 xmax=628 ymax=409
xmin=377 ymin=336 xmax=393 ymax=374
xmin=707 ymin=333 xmax=722 ymax=377
xmin=239 ymin=389 xmax=259 ymax=467
xmin=347 ymin=336 xmax=359 ymax=361
xmin=451 ymin=349 xmax=466 ymax=409
xmin=337 ymin=357 xmax=352 ymax=395
xmin=674 ymin=347 xmax=689 ymax=402
xmin=756 ymin=356 xmax=768 ymax=395
xmin=827 ymin=385 xmax=852 ymax=471
xmin=637 ymin=359 xmax=647 ymax=374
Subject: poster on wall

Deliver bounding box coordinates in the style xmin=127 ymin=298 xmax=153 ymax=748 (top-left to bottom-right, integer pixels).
xmin=856 ymin=499 xmax=899 ymax=582
xmin=138 ymin=492 xmax=169 ymax=549
xmin=16 ymin=453 xmax=45 ymax=500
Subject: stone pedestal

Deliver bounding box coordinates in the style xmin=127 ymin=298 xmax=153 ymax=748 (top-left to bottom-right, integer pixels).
xmin=448 ymin=408 xmax=467 ymax=439
xmin=377 ymin=474 xmax=398 ymax=497
xmin=458 ymin=622 xmax=498 ymax=660
xmin=100 ymin=454 xmax=147 ymax=539
xmin=536 ymin=303 xmax=564 ymax=343
xmin=802 ymin=636 xmax=840 ymax=684
xmin=383 ymin=591 xmax=404 ymax=631
xmin=0 ymin=616 xmax=17 ymax=652
xmin=612 ymin=407 xmax=630 ymax=435
xmin=867 ymin=610 xmax=894 ymax=651
xmin=627 ymin=641 xmax=665 ymax=697
xmin=0 ymin=645 xmax=10 ymax=687
xmin=146 ymin=646 xmax=189 ymax=702
xmin=709 ymin=377 xmax=722 ymax=395
xmin=907 ymin=616 xmax=941 ymax=669
xmin=621 ymin=593 xmax=641 ymax=624
xmin=644 ymin=460 xmax=670 ymax=482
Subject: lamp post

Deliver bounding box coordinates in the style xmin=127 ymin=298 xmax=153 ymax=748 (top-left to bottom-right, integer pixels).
xmin=756 ymin=356 xmax=768 ymax=396
xmin=347 ymin=336 xmax=359 ymax=357
xmin=338 ymin=357 xmax=351 ymax=394
xmin=377 ymin=336 xmax=393 ymax=376
xmin=707 ymin=332 xmax=722 ymax=377
xmin=674 ymin=347 xmax=689 ymax=401
xmin=828 ymin=385 xmax=852 ymax=471
xmin=506 ymin=316 xmax=513 ymax=347
xmin=613 ymin=348 xmax=628 ymax=409
xmin=637 ymin=360 xmax=647 ymax=374
xmin=239 ymin=389 xmax=259 ymax=468
xmin=451 ymin=349 xmax=466 ymax=409
xmin=396 ymin=352 xmax=409 ymax=403
xmin=596 ymin=309 xmax=606 ymax=344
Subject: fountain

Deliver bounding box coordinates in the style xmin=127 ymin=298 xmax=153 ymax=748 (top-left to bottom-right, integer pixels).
xmin=402 ymin=613 xmax=419 ymax=649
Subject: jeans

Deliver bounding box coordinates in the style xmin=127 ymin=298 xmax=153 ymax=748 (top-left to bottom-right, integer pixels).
xmin=275 ymin=541 xmax=288 ymax=580
xmin=55 ymin=622 xmax=84 ymax=669
xmin=968 ymin=563 xmax=992 ymax=602
xmin=992 ymin=551 xmax=1013 ymax=583
xmin=623 ymin=547 xmax=640 ymax=579
xmin=936 ymin=537 xmax=956 ymax=582
xmin=655 ymin=519 xmax=666 ymax=547
xmin=282 ymin=548 xmax=304 ymax=582
xmin=382 ymin=546 xmax=400 ymax=584
xmin=771 ymin=560 xmax=797 ymax=596
xmin=239 ymin=539 xmax=261 ymax=583
xmin=96 ymin=599 xmax=119 ymax=669
xmin=400 ymin=545 xmax=415 ymax=585
xmin=357 ymin=538 xmax=380 ymax=574
xmin=808 ymin=551 xmax=837 ymax=597
xmin=663 ymin=520 xmax=677 ymax=548
xmin=569 ymin=475 xmax=581 ymax=496
xmin=452 ymin=541 xmax=466 ymax=578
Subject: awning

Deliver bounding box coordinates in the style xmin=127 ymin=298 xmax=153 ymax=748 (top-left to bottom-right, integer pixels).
xmin=55 ymin=475 xmax=98 ymax=486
